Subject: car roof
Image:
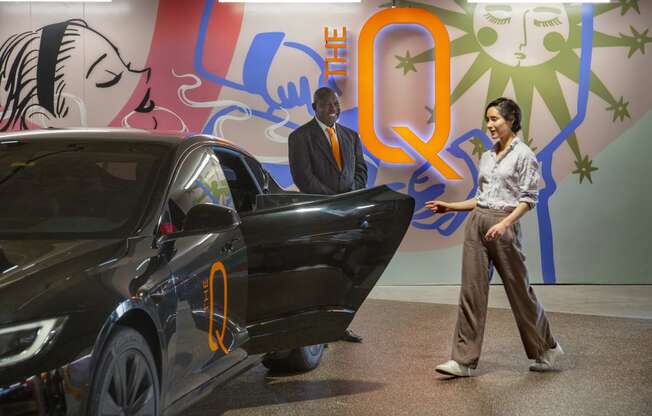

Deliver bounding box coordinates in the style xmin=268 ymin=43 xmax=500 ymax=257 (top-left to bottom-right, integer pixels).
xmin=0 ymin=128 xmax=257 ymax=159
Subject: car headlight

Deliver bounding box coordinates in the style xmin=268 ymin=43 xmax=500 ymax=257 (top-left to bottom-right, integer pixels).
xmin=0 ymin=317 xmax=66 ymax=367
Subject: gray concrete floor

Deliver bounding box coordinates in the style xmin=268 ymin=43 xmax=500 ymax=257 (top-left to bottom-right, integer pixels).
xmin=370 ymin=285 xmax=652 ymax=319
xmin=184 ymin=286 xmax=652 ymax=415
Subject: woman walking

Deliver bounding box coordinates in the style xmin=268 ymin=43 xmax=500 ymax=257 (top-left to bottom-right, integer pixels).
xmin=429 ymin=97 xmax=563 ymax=377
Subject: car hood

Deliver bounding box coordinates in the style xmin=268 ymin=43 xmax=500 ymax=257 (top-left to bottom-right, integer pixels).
xmin=0 ymin=239 xmax=127 ymax=325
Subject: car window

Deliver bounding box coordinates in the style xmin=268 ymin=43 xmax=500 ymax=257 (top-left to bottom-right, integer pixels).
xmin=214 ymin=148 xmax=260 ymax=213
xmin=243 ymin=156 xmax=266 ymax=190
xmin=243 ymin=154 xmax=287 ymax=194
xmin=0 ymin=140 xmax=168 ymax=238
xmin=167 ymin=148 xmax=234 ymax=231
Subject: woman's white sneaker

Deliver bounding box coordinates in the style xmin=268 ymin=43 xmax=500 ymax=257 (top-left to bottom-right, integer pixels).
xmin=435 ymin=360 xmax=474 ymax=377
xmin=529 ymin=343 xmax=564 ymax=372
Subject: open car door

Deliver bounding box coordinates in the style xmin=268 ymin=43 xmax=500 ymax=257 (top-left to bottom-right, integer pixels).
xmin=240 ymin=185 xmax=414 ymax=354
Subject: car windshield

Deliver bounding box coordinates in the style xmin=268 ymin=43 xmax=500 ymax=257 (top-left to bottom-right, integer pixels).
xmin=0 ymin=140 xmax=170 ymax=239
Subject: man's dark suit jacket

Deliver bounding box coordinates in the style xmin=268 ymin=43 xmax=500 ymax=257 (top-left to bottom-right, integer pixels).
xmin=288 ymin=118 xmax=368 ymax=195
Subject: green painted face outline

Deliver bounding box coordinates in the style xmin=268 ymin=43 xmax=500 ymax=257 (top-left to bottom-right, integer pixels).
xmin=473 ymin=4 xmax=570 ymax=67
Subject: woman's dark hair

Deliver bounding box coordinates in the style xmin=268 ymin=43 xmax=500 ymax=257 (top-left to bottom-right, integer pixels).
xmin=485 ymin=97 xmax=521 ymax=134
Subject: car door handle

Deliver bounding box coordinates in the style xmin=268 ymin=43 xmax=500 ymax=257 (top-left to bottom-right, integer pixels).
xmin=221 ymin=243 xmax=233 ymax=254
xmin=148 ymin=281 xmax=173 ymax=304
xmin=220 ymin=238 xmax=239 ymax=254
xmin=359 ymin=216 xmax=370 ymax=229
xmin=150 ymin=290 xmax=165 ymax=303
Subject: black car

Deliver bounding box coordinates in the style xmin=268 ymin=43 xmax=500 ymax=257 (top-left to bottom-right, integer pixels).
xmin=0 ymin=129 xmax=414 ymax=416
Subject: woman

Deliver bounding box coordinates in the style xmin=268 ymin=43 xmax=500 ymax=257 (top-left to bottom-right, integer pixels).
xmin=429 ymin=97 xmax=562 ymax=377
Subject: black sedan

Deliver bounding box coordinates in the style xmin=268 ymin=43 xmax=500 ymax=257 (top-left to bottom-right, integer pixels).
xmin=0 ymin=129 xmax=414 ymax=416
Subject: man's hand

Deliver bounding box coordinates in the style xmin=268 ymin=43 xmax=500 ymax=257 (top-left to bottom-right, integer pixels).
xmin=485 ymin=222 xmax=507 ymax=241
xmin=425 ymin=200 xmax=451 ymax=213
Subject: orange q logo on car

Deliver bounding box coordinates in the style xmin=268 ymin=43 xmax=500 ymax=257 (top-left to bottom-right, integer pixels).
xmin=207 ymin=261 xmax=229 ymax=354
xmin=358 ymin=8 xmax=462 ymax=180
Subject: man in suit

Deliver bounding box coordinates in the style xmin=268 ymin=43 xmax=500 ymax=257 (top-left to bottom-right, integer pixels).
xmin=288 ymin=86 xmax=367 ymax=342
xmin=289 ymin=87 xmax=367 ymax=195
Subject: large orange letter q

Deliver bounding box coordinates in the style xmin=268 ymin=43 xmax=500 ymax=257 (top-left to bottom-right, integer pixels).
xmin=358 ymin=8 xmax=462 ymax=179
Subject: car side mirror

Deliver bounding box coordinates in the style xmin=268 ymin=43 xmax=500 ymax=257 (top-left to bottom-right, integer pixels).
xmin=156 ymin=204 xmax=240 ymax=248
xmin=183 ymin=203 xmax=240 ymax=233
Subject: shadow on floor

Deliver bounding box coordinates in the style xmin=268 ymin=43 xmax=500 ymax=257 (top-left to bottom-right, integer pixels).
xmin=185 ymin=373 xmax=384 ymax=415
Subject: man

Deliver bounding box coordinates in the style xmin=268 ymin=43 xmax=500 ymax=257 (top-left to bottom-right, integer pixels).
xmin=288 ymin=87 xmax=367 ymax=195
xmin=288 ymin=87 xmax=367 ymax=342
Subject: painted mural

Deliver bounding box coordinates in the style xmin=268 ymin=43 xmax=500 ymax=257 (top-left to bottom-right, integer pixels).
xmin=0 ymin=0 xmax=650 ymax=284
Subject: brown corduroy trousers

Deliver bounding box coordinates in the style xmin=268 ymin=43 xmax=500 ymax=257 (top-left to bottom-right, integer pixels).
xmin=451 ymin=207 xmax=556 ymax=369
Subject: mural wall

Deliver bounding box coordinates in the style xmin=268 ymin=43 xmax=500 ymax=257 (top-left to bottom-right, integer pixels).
xmin=1 ymin=0 xmax=650 ymax=284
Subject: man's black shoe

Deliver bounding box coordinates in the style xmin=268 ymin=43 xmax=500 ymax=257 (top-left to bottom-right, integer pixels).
xmin=341 ymin=328 xmax=363 ymax=343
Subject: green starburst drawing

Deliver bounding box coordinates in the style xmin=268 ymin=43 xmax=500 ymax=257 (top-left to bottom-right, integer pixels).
xmin=606 ymin=97 xmax=631 ymax=122
xmin=395 ymin=50 xmax=418 ymax=74
xmin=616 ymin=0 xmax=640 ymax=16
xmin=572 ymin=155 xmax=599 ymax=184
xmin=383 ymin=0 xmax=650 ymax=184
xmin=622 ymin=26 xmax=652 ymax=57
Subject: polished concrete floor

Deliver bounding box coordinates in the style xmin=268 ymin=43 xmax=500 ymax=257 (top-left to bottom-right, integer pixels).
xmin=185 ymin=286 xmax=652 ymax=416
xmin=370 ymin=285 xmax=652 ymax=319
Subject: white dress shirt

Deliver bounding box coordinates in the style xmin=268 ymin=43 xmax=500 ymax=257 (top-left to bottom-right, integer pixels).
xmin=475 ymin=137 xmax=540 ymax=211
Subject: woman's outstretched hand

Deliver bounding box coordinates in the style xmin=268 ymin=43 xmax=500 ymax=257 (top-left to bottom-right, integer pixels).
xmin=425 ymin=200 xmax=451 ymax=214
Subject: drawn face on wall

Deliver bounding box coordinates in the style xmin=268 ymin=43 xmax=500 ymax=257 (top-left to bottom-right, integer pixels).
xmin=0 ymin=20 xmax=155 ymax=130
xmin=473 ymin=4 xmax=570 ymax=67
xmin=62 ymin=24 xmax=154 ymax=127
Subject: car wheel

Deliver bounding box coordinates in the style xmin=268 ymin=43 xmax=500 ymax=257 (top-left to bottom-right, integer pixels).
xmin=262 ymin=343 xmax=325 ymax=372
xmin=88 ymin=326 xmax=160 ymax=416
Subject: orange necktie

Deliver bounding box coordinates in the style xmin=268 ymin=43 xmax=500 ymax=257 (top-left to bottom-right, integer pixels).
xmin=327 ymin=127 xmax=342 ymax=171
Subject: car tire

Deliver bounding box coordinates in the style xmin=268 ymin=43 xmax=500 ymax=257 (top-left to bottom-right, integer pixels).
xmin=88 ymin=326 xmax=160 ymax=416
xmin=262 ymin=343 xmax=325 ymax=372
